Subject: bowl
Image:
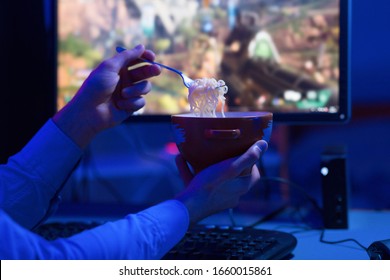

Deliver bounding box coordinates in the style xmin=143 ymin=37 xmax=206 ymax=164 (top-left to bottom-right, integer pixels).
xmin=171 ymin=111 xmax=273 ymax=173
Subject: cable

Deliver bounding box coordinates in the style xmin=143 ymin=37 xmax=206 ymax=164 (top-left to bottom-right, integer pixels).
xmin=319 ymin=229 xmax=368 ymax=251
xmin=226 ymin=173 xmax=324 ymax=229
xmin=260 ymin=176 xmax=323 ymax=215
xmin=242 ymin=176 xmax=323 ymax=229
xmin=249 ymin=202 xmax=289 ymax=228
xmin=259 ymin=177 xmax=368 ymax=250
xmin=233 ymin=166 xmax=370 ymax=256
xmin=257 ymin=156 xmax=272 ymax=199
xmin=228 ymin=208 xmax=236 ymax=227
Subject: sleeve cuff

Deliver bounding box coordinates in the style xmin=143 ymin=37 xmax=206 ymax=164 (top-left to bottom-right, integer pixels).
xmin=130 ymin=199 xmax=190 ymax=259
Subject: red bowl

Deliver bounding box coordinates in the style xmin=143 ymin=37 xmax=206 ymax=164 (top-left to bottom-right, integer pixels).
xmin=171 ymin=111 xmax=273 ymax=173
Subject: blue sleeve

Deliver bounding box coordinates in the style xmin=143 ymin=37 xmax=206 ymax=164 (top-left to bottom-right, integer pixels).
xmin=0 ymin=200 xmax=189 ymax=259
xmin=0 ymin=119 xmax=83 ymax=229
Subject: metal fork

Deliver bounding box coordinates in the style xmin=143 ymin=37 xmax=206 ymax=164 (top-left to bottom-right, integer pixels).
xmin=116 ymin=46 xmax=194 ymax=88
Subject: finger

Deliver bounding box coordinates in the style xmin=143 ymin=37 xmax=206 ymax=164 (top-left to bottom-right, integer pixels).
xmin=105 ymin=44 xmax=146 ymax=73
xmin=249 ymin=164 xmax=261 ymax=190
xmin=175 ymin=154 xmax=194 ymax=185
xmin=230 ymin=165 xmax=261 ymax=199
xmin=116 ymin=46 xmax=158 ymax=67
xmin=141 ymin=49 xmax=157 ymax=61
xmin=115 ymin=96 xmax=145 ymax=112
xmin=121 ymin=64 xmax=161 ymax=87
xmin=205 ymin=140 xmax=267 ymax=182
xmin=121 ymin=81 xmax=151 ymax=99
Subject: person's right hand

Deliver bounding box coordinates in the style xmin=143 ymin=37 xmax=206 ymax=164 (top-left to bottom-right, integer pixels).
xmin=53 ymin=44 xmax=161 ymax=148
xmin=174 ymin=140 xmax=268 ymax=225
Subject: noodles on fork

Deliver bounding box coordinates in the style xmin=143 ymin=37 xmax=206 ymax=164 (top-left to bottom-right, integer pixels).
xmin=188 ymin=78 xmax=228 ymax=117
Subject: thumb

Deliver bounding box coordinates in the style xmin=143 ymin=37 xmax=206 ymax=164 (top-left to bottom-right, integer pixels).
xmin=229 ymin=140 xmax=268 ymax=178
xmin=197 ymin=140 xmax=268 ymax=185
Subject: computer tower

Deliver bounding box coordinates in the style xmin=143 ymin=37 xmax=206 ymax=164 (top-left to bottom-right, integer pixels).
xmin=321 ymin=146 xmax=349 ymax=229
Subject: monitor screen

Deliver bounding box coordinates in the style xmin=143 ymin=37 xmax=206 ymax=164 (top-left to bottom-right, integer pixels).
xmin=57 ymin=0 xmax=351 ymax=123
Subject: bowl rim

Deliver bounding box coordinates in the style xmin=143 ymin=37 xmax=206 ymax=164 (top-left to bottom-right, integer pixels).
xmin=172 ymin=111 xmax=273 ymax=119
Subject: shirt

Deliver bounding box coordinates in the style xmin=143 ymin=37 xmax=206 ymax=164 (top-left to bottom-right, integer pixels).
xmin=0 ymin=119 xmax=189 ymax=259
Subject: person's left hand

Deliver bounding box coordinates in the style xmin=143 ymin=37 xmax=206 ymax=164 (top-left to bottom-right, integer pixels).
xmin=175 ymin=140 xmax=268 ymax=225
xmin=53 ymin=44 xmax=161 ymax=148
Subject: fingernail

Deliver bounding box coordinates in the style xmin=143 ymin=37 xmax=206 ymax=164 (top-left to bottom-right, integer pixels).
xmin=256 ymin=140 xmax=268 ymax=153
xmin=116 ymin=46 xmax=126 ymax=53
xmin=134 ymin=80 xmax=148 ymax=90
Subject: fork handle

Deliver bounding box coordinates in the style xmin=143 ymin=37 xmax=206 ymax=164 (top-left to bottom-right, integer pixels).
xmin=115 ymin=46 xmax=183 ymax=75
xmin=140 ymin=58 xmax=183 ymax=75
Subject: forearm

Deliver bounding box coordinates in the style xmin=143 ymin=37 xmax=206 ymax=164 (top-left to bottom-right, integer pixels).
xmin=1 ymin=200 xmax=189 ymax=260
xmin=0 ymin=120 xmax=82 ymax=228
xmin=63 ymin=200 xmax=190 ymax=259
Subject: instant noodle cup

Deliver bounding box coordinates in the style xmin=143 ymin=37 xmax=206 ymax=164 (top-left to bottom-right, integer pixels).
xmin=171 ymin=111 xmax=273 ymax=174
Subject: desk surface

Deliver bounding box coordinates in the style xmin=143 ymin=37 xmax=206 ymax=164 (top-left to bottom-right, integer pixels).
xmin=52 ymin=204 xmax=390 ymax=260
xmin=200 ymin=209 xmax=390 ymax=260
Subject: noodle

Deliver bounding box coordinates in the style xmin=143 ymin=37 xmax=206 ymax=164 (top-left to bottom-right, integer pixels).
xmin=188 ymin=78 xmax=228 ymax=117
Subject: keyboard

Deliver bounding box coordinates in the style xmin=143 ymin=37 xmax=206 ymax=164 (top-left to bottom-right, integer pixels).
xmin=33 ymin=221 xmax=102 ymax=241
xmin=34 ymin=222 xmax=297 ymax=260
xmin=163 ymin=224 xmax=297 ymax=260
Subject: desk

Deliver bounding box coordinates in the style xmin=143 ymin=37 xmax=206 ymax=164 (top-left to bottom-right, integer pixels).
xmin=52 ymin=204 xmax=390 ymax=260
xmin=200 ymin=209 xmax=390 ymax=260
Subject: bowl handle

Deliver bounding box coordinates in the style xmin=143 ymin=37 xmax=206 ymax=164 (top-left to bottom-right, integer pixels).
xmin=204 ymin=129 xmax=241 ymax=140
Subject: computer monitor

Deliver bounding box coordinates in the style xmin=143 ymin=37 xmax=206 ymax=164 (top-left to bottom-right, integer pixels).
xmin=57 ymin=0 xmax=351 ymax=124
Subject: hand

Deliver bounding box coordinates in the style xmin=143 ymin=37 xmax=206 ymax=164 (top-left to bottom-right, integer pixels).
xmin=53 ymin=44 xmax=161 ymax=148
xmin=174 ymin=140 xmax=268 ymax=225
